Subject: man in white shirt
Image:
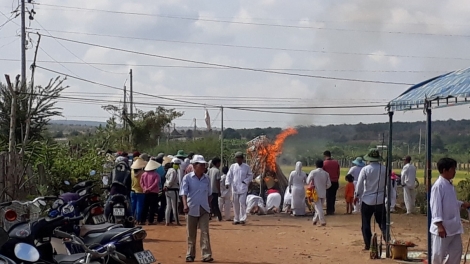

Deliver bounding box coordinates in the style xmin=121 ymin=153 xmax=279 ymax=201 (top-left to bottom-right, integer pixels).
xmin=225 ymin=152 xmax=253 ymax=225
xmin=401 ymin=156 xmax=417 ymax=214
xmin=430 ymin=158 xmax=470 ymax=264
xmin=307 ymin=160 xmax=331 ymax=226
xmin=354 ymin=149 xmax=386 ymax=251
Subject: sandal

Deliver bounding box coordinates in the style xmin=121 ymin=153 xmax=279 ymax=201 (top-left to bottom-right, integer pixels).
xmin=202 ymin=257 xmax=214 ymax=262
xmin=186 ymin=256 xmax=195 ymax=262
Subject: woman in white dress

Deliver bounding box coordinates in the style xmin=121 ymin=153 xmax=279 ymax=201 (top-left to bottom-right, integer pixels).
xmin=347 ymin=157 xmax=365 ymax=213
xmin=283 ymin=188 xmax=292 ymax=213
xmin=288 ymin=161 xmax=307 ymax=216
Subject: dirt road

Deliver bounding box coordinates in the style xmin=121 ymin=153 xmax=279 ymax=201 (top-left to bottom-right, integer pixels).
xmin=143 ymin=200 xmax=436 ymax=264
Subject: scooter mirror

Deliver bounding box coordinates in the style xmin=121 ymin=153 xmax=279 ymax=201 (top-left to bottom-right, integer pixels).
xmin=38 ymin=200 xmax=46 ymax=206
xmin=64 ymin=180 xmax=70 ymax=185
xmin=102 ymin=176 xmax=109 ymax=186
xmin=90 ymin=170 xmax=96 ymax=176
xmin=14 ymin=243 xmax=40 ymax=262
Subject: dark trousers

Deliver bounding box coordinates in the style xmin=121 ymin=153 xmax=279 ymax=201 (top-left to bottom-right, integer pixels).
xmin=361 ymin=202 xmax=386 ymax=250
xmin=142 ymin=192 xmax=159 ymax=224
xmin=210 ymin=193 xmax=222 ymax=221
xmin=326 ymin=181 xmax=339 ymax=215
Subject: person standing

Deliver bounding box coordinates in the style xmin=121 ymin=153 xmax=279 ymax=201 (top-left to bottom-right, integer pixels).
xmin=218 ymin=166 xmax=231 ymax=221
xmin=154 ymin=153 xmax=169 ymax=223
xmin=225 ymin=152 xmax=253 ymax=225
xmin=401 ymin=156 xmax=417 ymax=215
xmin=140 ymin=160 xmax=161 ymax=225
xmin=164 ymin=158 xmax=181 ymax=226
xmin=208 ymin=157 xmax=222 ymax=221
xmin=348 ymin=157 xmax=365 ymax=213
xmin=307 ymin=160 xmax=331 ymax=226
xmin=354 ymin=149 xmax=386 ymax=251
xmin=288 ymin=161 xmax=307 ymax=216
xmin=180 ymin=155 xmax=213 ymax=263
xmin=130 ymin=158 xmax=147 ymax=225
xmin=430 ymin=157 xmax=470 ymax=264
xmin=323 ymin=150 xmax=340 ymax=215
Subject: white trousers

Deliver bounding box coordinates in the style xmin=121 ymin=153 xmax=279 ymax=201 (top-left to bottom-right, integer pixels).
xmin=312 ymin=198 xmax=326 ymax=225
xmin=218 ymin=196 xmax=231 ymax=220
xmin=353 ymin=181 xmax=361 ymax=212
xmin=232 ymin=193 xmax=247 ymax=222
xmin=431 ymin=234 xmax=462 ymax=264
xmin=403 ymin=187 xmax=416 ymax=214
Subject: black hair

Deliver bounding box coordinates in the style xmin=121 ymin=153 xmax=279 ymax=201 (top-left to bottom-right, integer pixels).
xmin=188 ymin=152 xmax=195 ymax=159
xmin=315 ymin=159 xmax=324 ymax=168
xmin=437 ymin=158 xmax=457 ymax=174
xmin=345 ymin=174 xmax=354 ymax=183
xmin=222 ymin=166 xmax=229 ymax=174
xmin=164 ymin=163 xmax=172 ymax=171
xmin=323 ymin=150 xmax=331 ymax=157
xmin=212 ymin=157 xmax=221 ymax=166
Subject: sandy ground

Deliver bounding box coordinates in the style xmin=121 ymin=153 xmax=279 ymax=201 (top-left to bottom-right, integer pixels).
xmin=142 ymin=188 xmax=469 ymax=264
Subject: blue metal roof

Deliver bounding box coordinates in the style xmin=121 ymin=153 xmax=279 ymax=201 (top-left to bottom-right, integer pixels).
xmin=388 ymin=67 xmax=470 ymax=112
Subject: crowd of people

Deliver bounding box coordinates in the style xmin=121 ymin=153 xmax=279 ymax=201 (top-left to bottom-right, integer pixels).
xmin=106 ymin=148 xmax=470 ymax=263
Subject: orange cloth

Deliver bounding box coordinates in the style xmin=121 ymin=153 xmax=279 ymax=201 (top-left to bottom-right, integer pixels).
xmin=345 ymin=182 xmax=355 ymax=201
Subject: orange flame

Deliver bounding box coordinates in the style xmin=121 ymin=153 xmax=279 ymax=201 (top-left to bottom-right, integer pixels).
xmin=258 ymin=128 xmax=298 ymax=172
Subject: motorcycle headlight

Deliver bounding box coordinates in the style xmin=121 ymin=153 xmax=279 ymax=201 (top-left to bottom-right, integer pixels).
xmin=14 ymin=243 xmax=39 ymax=262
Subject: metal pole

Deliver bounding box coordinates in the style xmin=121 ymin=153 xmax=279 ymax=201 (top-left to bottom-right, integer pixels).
xmin=129 ymin=69 xmax=133 ymax=121
xmin=20 ymin=0 xmax=26 ymax=86
xmin=220 ymin=106 xmax=224 ymax=166
xmin=386 ymin=111 xmax=393 ymax=258
xmin=425 ymin=102 xmax=432 ymax=264
xmin=123 ymin=85 xmax=127 ymax=129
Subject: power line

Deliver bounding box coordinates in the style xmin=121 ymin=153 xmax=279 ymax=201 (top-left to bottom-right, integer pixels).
xmin=28 ymin=28 xmax=470 ymax=62
xmin=0 ymin=58 xmax=451 ymax=73
xmin=33 ymin=3 xmax=470 ymax=38
xmin=37 ymin=34 xmax=414 ymax=86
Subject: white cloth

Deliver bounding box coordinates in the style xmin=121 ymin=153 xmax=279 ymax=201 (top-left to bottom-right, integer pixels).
xmin=401 ymin=163 xmax=417 ymax=189
xmin=431 ymin=234 xmax=462 ymax=264
xmin=355 ymin=162 xmax=386 ymax=206
xmin=246 ymin=194 xmax=266 ymax=214
xmin=307 ymin=168 xmax=331 ymax=199
xmin=283 ymin=188 xmax=292 ymax=207
xmin=220 ymin=174 xmax=231 ymax=199
xmin=402 ymin=163 xmax=417 ymax=214
xmin=289 ymin=161 xmax=306 ymax=215
xmin=225 ymin=163 xmax=253 ymax=195
xmin=352 ymin=181 xmax=361 ymax=213
xmin=403 ymin=187 xmax=416 ymax=214
xmin=386 ymin=181 xmax=397 ymax=211
xmin=430 ymin=176 xmax=464 ymax=237
xmin=347 ymin=166 xmax=363 ymax=182
xmin=164 ymin=168 xmax=179 ymax=189
xmin=232 ymin=193 xmax=248 ymax=222
xmin=266 ymin=192 xmax=281 ymax=211
xmin=218 ymin=196 xmax=231 ymax=220
xmin=312 ymin=198 xmax=326 ymax=225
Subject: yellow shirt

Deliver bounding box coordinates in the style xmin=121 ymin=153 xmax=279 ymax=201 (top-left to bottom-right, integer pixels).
xmin=131 ymin=171 xmax=143 ymax=193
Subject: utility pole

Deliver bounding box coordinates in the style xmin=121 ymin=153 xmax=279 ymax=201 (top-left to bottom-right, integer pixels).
xmin=418 ymin=128 xmax=422 ymax=155
xmin=123 ymin=84 xmax=127 ymax=130
xmin=129 ymin=69 xmax=133 ymax=146
xmin=220 ymin=106 xmax=224 ymax=166
xmin=20 ymin=0 xmax=26 ymax=87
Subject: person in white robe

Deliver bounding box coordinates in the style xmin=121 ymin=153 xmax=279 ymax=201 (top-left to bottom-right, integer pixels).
xmin=283 ymin=188 xmax=292 ymax=214
xmin=266 ymin=190 xmax=282 ymax=214
xmin=225 ymin=152 xmax=253 ymax=225
xmin=430 ymin=157 xmax=470 ymax=264
xmin=307 ymin=160 xmax=331 ymax=226
xmin=347 ymin=157 xmax=365 ymax=213
xmin=288 ymin=161 xmax=307 ymax=216
xmin=246 ymin=194 xmax=266 ymax=215
xmin=218 ymin=166 xmax=231 ymax=221
xmin=401 ymin=156 xmax=417 ymax=214
xmin=387 ymin=171 xmax=398 ymax=212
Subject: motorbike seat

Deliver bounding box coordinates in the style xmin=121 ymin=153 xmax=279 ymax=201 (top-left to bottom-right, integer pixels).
xmin=82 ymin=228 xmax=132 ymax=246
xmin=53 ymin=253 xmax=86 ymax=264
xmin=80 ymin=223 xmax=123 ymax=237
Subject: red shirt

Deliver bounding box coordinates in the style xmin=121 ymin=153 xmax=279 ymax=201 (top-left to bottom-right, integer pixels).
xmin=323 ymin=158 xmax=340 ymax=183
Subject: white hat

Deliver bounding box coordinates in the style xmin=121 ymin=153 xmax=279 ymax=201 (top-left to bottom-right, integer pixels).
xmin=144 ymin=160 xmax=161 ymax=171
xmin=162 ymin=156 xmax=173 ymax=166
xmin=171 ymin=158 xmax=182 ymax=164
xmin=190 ymin=155 xmax=207 ymax=164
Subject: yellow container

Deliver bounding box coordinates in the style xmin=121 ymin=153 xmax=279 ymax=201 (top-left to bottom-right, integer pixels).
xmin=390 ymin=244 xmax=408 ymax=260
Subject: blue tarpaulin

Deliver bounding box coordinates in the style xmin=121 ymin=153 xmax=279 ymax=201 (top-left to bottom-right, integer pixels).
xmin=388 ymin=67 xmax=470 ymax=111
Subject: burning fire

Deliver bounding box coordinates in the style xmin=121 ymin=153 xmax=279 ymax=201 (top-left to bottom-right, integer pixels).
xmin=257 ymin=128 xmax=298 ymax=172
